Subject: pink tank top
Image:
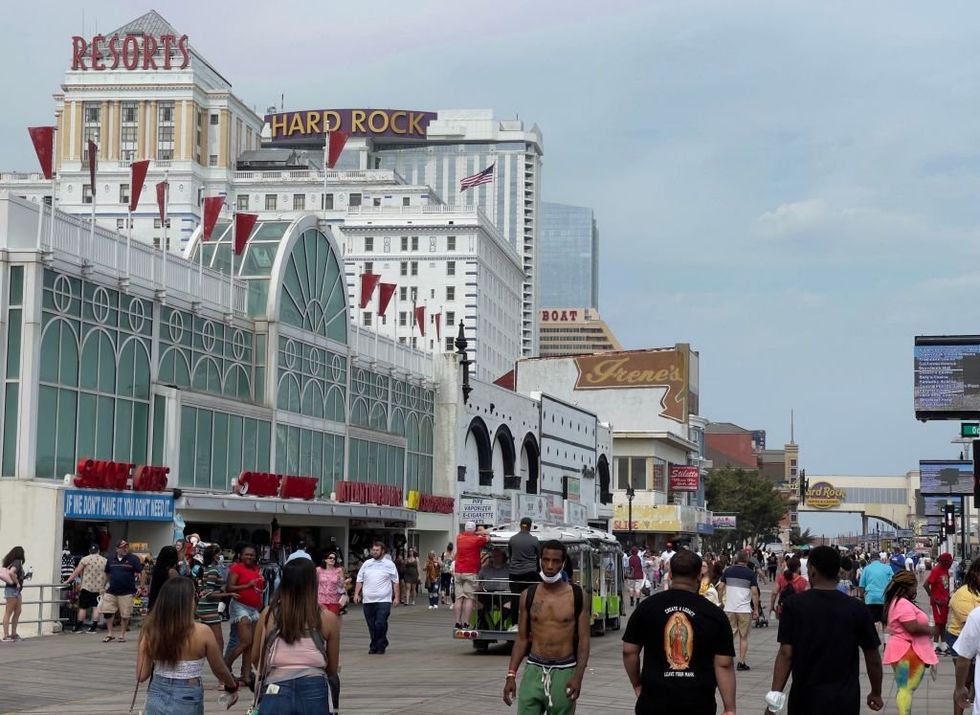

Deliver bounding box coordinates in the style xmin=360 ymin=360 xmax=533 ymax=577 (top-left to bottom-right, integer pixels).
xmin=268 ymin=635 xmax=326 ymax=671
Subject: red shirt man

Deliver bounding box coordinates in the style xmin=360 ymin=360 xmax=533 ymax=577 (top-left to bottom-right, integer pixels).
xmin=453 ymin=521 xmax=489 ymax=629
xmin=926 ymin=552 xmax=953 ymax=634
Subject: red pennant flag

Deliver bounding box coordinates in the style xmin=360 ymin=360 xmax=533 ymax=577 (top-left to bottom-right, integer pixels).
xmin=201 ymin=196 xmax=224 ymax=241
xmin=27 ymin=127 xmax=55 ymax=180
xmin=87 ymin=140 xmax=98 ymax=196
xmin=414 ymin=305 xmax=426 ymax=337
xmin=129 ymin=160 xmax=150 ymax=212
xmin=359 ymin=272 xmax=381 ymax=309
xmin=377 ymin=283 xmax=396 ymax=317
xmin=155 ymin=181 xmax=168 ymax=224
xmin=234 ymin=212 xmax=258 ymax=255
xmin=327 ymin=131 xmax=350 ymax=169
xmin=434 ymin=313 xmax=442 ymax=342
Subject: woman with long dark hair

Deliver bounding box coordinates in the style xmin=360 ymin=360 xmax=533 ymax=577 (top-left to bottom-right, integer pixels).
xmin=136 ymin=577 xmax=239 ymax=714
xmin=147 ymin=545 xmax=180 ymax=611
xmin=2 ymin=546 xmax=25 ymax=642
xmin=882 ymin=570 xmax=937 ymax=715
xmin=316 ymin=551 xmax=346 ymax=616
xmin=251 ymin=558 xmax=340 ymax=714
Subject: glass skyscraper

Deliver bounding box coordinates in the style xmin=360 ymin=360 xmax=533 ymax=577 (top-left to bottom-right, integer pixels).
xmin=538 ymin=202 xmax=599 ymax=309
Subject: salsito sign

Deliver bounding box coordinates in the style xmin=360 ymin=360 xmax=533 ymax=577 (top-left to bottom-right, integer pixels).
xmin=71 ymin=34 xmax=190 ymax=71
xmin=572 ymin=346 xmax=698 ymax=424
xmin=265 ymin=109 xmax=438 ymax=142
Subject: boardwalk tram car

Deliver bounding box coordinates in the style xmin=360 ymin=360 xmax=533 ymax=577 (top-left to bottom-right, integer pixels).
xmin=453 ymin=522 xmax=624 ymax=651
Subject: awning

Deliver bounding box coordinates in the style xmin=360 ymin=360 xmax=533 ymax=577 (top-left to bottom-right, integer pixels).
xmin=176 ymin=493 xmax=417 ymax=523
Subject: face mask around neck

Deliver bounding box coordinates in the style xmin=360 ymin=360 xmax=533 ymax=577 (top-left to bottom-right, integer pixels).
xmin=539 ymin=570 xmax=562 ymax=584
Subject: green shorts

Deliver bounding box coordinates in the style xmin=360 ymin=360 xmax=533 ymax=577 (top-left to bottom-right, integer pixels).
xmin=517 ymin=659 xmax=577 ymax=714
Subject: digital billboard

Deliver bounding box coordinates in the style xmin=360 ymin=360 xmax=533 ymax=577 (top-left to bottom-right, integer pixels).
xmin=915 ymin=335 xmax=980 ymax=419
xmin=919 ymin=460 xmax=973 ymax=496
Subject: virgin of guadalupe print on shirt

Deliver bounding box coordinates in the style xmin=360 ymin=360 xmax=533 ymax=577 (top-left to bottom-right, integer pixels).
xmin=664 ymin=610 xmax=694 ymax=670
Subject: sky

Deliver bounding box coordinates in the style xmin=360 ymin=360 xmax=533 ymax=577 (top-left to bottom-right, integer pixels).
xmin=1 ymin=1 xmax=977 ymax=477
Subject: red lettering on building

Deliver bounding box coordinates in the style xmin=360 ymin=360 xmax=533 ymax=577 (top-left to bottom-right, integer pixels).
xmin=70 ymin=34 xmax=190 ymax=71
xmin=74 ymin=459 xmax=170 ymax=491
xmin=336 ymin=481 xmax=403 ymax=508
xmin=418 ymin=494 xmax=455 ymax=514
xmin=235 ymin=472 xmax=318 ymax=500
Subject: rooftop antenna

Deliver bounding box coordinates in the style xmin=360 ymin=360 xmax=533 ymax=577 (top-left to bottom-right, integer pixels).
xmin=790 ymin=408 xmax=795 ymax=444
xmin=281 ymin=93 xmax=285 ymax=113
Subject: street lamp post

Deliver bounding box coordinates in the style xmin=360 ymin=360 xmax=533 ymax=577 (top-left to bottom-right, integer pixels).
xmin=454 ymin=322 xmax=472 ymax=404
xmin=626 ymin=483 xmax=636 ymax=547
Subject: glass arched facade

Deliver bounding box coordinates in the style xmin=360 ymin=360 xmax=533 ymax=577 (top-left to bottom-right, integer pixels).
xmin=19 ymin=217 xmax=434 ymax=497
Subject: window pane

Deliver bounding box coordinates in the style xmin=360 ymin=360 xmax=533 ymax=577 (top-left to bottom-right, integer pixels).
xmin=212 ymin=412 xmax=228 ymax=490
xmin=228 ymin=415 xmax=243 ymax=478
xmin=179 ymin=406 xmax=196 ymax=486
xmin=242 ymin=418 xmax=257 ymax=470
xmin=2 ymin=384 xmax=18 ymax=475
xmin=56 ymin=389 xmax=78 ymax=478
xmin=60 ymin=323 xmax=79 ymax=386
xmin=151 ymin=395 xmax=165 ymax=465
xmin=6 ymin=309 xmax=21 ymax=378
xmin=114 ymin=400 xmax=133 ymax=463
xmin=257 ymin=421 xmax=271 ymax=471
xmin=36 ymin=386 xmax=58 ymax=477
xmin=275 ymin=424 xmax=287 ymax=473
xmin=300 ymin=428 xmax=312 ymax=477
xmin=195 ymin=409 xmax=212 ymax=489
xmin=96 ymin=396 xmax=114 ymax=457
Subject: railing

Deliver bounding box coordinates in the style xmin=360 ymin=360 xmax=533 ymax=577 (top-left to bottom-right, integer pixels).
xmin=233 ymin=169 xmax=405 ymax=184
xmin=6 ymin=583 xmax=71 ymax=637
xmin=349 ymin=326 xmax=434 ymax=375
xmin=0 ymin=172 xmax=46 ymax=182
xmin=0 ymin=194 xmax=248 ymax=314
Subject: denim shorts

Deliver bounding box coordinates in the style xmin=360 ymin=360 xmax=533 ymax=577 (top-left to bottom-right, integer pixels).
xmin=946 ymin=631 xmax=961 ymax=657
xmin=259 ymin=675 xmax=330 ymax=715
xmin=3 ymin=586 xmax=19 ymax=600
xmin=230 ymin=599 xmax=260 ymax=623
xmin=145 ymin=676 xmax=204 ymax=715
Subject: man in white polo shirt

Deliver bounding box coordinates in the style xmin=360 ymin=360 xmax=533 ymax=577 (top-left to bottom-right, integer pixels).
xmin=354 ymin=541 xmax=399 ymax=654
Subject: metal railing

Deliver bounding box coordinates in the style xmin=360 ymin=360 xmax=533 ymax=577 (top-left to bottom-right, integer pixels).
xmin=4 ymin=583 xmax=71 ymax=637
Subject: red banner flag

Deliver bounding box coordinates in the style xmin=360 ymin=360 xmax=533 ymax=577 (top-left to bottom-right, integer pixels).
xmin=27 ymin=127 xmax=55 ymax=180
xmin=234 ymin=212 xmax=258 ymax=255
xmin=434 ymin=312 xmax=442 ymax=341
xmin=414 ymin=305 xmax=426 ymax=337
xmin=87 ymin=140 xmax=98 ymax=196
xmin=327 ymin=131 xmax=350 ymax=169
xmin=201 ymin=196 xmax=224 ymax=241
xmin=155 ymin=181 xmax=168 ymax=224
xmin=377 ymin=282 xmax=396 ymax=317
xmin=359 ymin=272 xmax=381 ymax=309
xmin=128 ymin=160 xmax=150 ymax=212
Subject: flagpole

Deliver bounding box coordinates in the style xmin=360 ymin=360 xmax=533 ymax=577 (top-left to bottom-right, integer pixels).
xmin=323 ymin=131 xmax=329 ymax=220
xmin=374 ymin=290 xmax=380 ymax=362
xmin=126 ymin=205 xmax=132 ymax=281
xmin=34 ymin=191 xmax=44 ymax=253
xmin=51 ymin=127 xmax=60 ymax=256
xmin=229 ymin=238 xmax=234 ymax=317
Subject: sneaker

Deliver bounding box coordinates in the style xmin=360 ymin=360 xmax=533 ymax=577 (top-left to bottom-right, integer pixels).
xmin=72 ymin=623 xmax=83 ymax=633
xmin=1 ymin=637 xmax=14 ymax=643
xmin=86 ymin=624 xmax=97 ymax=634
xmin=736 ymin=662 xmax=750 ymax=671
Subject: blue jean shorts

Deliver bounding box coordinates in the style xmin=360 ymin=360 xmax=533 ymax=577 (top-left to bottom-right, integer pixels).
xmin=145 ymin=676 xmax=204 ymax=715
xmin=946 ymin=631 xmax=961 ymax=657
xmin=3 ymin=586 xmax=19 ymax=600
xmin=230 ymin=599 xmax=260 ymax=623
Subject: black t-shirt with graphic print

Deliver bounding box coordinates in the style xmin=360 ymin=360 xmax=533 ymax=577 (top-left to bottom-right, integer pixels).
xmin=622 ymin=588 xmax=735 ymax=714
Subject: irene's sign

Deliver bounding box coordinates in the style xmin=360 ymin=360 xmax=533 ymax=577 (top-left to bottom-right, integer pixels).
xmin=71 ymin=34 xmax=190 ymax=71
xmin=265 ymin=109 xmax=438 ymax=142
xmin=573 ymin=349 xmax=690 ymax=423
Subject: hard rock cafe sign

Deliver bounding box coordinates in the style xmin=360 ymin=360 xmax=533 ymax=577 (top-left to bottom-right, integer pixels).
xmin=805 ymin=481 xmax=846 ymax=510
xmin=573 ymin=348 xmax=690 ymax=423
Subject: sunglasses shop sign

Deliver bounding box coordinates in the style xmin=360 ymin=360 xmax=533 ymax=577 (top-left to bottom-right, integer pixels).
xmin=64 ymin=488 xmax=175 ymax=522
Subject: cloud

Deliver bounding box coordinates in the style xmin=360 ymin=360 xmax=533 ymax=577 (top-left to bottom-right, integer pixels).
xmin=754 ymin=199 xmax=832 ymax=238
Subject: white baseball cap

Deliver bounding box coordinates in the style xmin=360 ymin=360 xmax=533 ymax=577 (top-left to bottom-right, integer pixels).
xmin=464 ymin=521 xmax=476 ymax=532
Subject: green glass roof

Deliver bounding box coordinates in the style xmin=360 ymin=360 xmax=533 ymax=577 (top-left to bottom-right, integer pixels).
xmin=189 ymin=220 xmax=292 ymax=279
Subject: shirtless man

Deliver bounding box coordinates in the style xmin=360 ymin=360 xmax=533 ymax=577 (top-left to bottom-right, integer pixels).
xmin=503 ymin=540 xmax=590 ymax=714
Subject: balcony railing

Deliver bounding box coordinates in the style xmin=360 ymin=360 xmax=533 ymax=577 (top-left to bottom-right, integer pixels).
xmin=349 ymin=326 xmax=434 ymax=375
xmin=233 ymin=169 xmax=405 ymax=184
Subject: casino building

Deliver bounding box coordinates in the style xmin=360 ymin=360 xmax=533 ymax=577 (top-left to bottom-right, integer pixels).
xmin=0 ymin=10 xmax=614 ymax=633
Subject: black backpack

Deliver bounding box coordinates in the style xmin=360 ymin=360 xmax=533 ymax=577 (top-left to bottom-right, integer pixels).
xmin=524 ymin=583 xmax=585 ymax=652
xmin=776 ymin=581 xmax=796 ymax=613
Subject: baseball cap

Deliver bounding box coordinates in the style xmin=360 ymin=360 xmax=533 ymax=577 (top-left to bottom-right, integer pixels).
xmin=116 ymin=540 xmax=128 ymax=548
xmin=464 ymin=521 xmax=476 ymax=532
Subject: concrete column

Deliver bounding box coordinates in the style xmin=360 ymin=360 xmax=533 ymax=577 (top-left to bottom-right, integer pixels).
xmin=15 ymin=261 xmax=43 ymax=480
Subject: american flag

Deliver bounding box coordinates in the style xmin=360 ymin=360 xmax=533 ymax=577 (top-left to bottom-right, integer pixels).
xmin=460 ymin=163 xmax=495 ymax=191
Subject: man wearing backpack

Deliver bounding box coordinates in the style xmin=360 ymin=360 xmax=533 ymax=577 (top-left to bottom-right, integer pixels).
xmin=503 ymin=540 xmax=590 ymax=713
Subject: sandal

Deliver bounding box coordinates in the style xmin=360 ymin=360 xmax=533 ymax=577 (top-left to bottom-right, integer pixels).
xmin=102 ymin=635 xmax=115 ymax=643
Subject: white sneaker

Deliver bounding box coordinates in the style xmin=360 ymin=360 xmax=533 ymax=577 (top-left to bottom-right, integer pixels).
xmin=433 ymin=605 xmax=438 ymax=609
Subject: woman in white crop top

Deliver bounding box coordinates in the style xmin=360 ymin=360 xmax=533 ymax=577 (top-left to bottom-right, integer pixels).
xmin=137 ymin=577 xmax=240 ymax=715
xmin=251 ymin=559 xmax=340 ymax=714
